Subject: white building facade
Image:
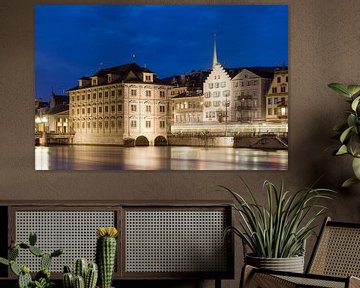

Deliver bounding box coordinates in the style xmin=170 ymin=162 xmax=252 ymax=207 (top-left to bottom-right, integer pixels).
xmin=68 ymin=63 xmax=173 ymax=145
xmin=232 ymin=69 xmax=272 ymax=122
xmin=203 ymin=41 xmax=233 ymax=123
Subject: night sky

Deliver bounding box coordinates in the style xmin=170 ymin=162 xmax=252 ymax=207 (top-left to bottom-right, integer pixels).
xmin=35 ymin=5 xmax=288 ymax=100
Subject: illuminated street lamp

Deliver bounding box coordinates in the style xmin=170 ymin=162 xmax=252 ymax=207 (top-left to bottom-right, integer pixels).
xmin=35 ymin=116 xmax=48 ymax=132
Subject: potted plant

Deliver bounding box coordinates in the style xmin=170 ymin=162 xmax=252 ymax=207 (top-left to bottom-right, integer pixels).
xmin=221 ymin=179 xmax=334 ymax=273
xmin=0 ymin=232 xmax=63 ymax=288
xmin=328 ymin=83 xmax=360 ymax=187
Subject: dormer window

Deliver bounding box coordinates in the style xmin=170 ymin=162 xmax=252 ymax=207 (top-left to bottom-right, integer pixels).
xmin=143 ymin=73 xmax=153 ymax=83
xmin=91 ymin=77 xmax=98 ymax=86
xmin=107 ymin=74 xmax=112 ymax=83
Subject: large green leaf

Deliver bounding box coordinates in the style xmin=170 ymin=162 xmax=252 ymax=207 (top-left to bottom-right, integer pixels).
xmin=336 ymin=144 xmax=348 ymax=155
xmin=352 ymin=157 xmax=360 ymax=179
xmin=347 ymin=114 xmax=356 ymax=127
xmin=340 ymin=127 xmax=353 ymax=143
xmin=351 ymin=96 xmax=360 ymax=111
xmin=347 ymin=85 xmax=360 ymax=97
xmin=342 ymin=177 xmax=360 ymax=188
xmin=328 ymin=83 xmax=352 ymax=98
xmin=349 ymin=135 xmax=360 ymax=156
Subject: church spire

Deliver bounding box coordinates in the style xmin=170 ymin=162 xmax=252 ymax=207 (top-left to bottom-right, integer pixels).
xmin=212 ymin=33 xmax=219 ymax=68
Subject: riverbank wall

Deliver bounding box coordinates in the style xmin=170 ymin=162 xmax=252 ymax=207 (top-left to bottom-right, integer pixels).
xmin=168 ymin=135 xmax=288 ymax=150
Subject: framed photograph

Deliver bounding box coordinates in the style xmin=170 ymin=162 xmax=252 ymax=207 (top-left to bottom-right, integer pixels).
xmin=35 ymin=4 xmax=288 ymax=170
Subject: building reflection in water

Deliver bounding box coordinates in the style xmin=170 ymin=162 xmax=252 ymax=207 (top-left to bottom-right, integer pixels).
xmin=35 ymin=146 xmax=288 ymax=171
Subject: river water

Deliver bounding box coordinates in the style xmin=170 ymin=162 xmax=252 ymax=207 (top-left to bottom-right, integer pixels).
xmin=35 ymin=145 xmax=288 ymax=170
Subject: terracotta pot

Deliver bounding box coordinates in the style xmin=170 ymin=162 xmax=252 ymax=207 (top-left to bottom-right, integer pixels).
xmin=245 ymin=254 xmax=305 ymax=273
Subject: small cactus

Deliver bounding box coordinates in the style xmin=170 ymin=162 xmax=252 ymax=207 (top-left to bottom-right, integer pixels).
xmin=0 ymin=232 xmax=63 ymax=288
xmin=74 ymin=275 xmax=85 ymax=288
xmin=96 ymin=227 xmax=118 ymax=288
xmin=63 ymin=272 xmax=74 ymax=288
xmin=29 ymin=232 xmax=37 ymax=246
xmin=74 ymin=258 xmax=87 ymax=279
xmin=9 ymin=246 xmax=19 ymax=260
xmin=85 ymin=263 xmax=98 ymax=288
xmin=41 ymin=253 xmax=52 ymax=270
xmin=63 ymin=259 xmax=98 ymax=288
xmin=18 ymin=269 xmax=32 ymax=288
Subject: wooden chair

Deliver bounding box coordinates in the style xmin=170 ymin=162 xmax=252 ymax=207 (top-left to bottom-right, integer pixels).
xmin=241 ymin=217 xmax=360 ymax=288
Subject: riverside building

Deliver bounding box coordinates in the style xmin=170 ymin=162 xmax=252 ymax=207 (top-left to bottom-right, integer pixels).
xmin=265 ymin=67 xmax=288 ymax=122
xmin=68 ymin=63 xmax=173 ymax=146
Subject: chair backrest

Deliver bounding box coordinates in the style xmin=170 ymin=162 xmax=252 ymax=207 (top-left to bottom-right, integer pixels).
xmin=307 ymin=217 xmax=360 ymax=277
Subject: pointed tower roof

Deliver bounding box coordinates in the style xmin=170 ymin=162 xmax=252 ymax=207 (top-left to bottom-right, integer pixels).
xmin=212 ymin=34 xmax=219 ymax=68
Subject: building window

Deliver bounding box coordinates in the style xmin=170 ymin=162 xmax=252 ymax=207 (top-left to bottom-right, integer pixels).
xmin=87 ymin=107 xmax=91 ymax=114
xmin=286 ymin=76 xmax=288 ymax=82
xmin=160 ymin=91 xmax=165 ymax=98
xmin=146 ymin=105 xmax=151 ymax=112
xmin=111 ymin=105 xmax=115 ymax=112
xmin=277 ymin=77 xmax=281 ymax=83
xmin=93 ymin=122 xmax=96 ymax=128
xmin=215 ymin=83 xmax=219 ymax=88
xmin=82 ymin=122 xmax=85 ymax=129
xmin=117 ymin=119 xmax=122 ymax=128
xmin=131 ymin=104 xmax=137 ymax=112
xmin=87 ymin=94 xmax=90 ymax=100
xmin=146 ymin=121 xmax=151 ymax=128
xmin=272 ymin=87 xmax=277 ymax=93
xmin=99 ymin=106 xmax=103 ymax=113
xmin=268 ymin=108 xmax=272 ymax=115
xmin=82 ymin=95 xmax=85 ymax=101
xmin=77 ymin=95 xmax=80 ymax=101
xmin=71 ymin=109 xmax=74 ymax=115
xmin=209 ymin=83 xmax=213 ymax=89
xmin=281 ymin=86 xmax=286 ymax=93
xmin=274 ymin=107 xmax=278 ymax=115
xmin=160 ymin=105 xmax=165 ymax=113
xmin=268 ymin=98 xmax=272 ymax=105
xmin=117 ymin=90 xmax=122 ymax=96
xmin=87 ymin=122 xmax=90 ymax=129
xmin=118 ymin=104 xmax=122 ymax=112
xmin=105 ymin=91 xmax=108 ymax=98
xmin=105 ymin=106 xmax=109 ymax=113
xmin=213 ymin=101 xmax=220 ymax=107
xmin=104 ymin=121 xmax=109 ymax=129
xmin=131 ymin=89 xmax=137 ymax=96
xmin=111 ymin=120 xmax=115 ymax=128
xmin=93 ymin=107 xmax=96 ymax=113
xmin=130 ymin=120 xmax=137 ymax=128
xmin=145 ymin=90 xmax=151 ymax=97
xmin=82 ymin=108 xmax=85 ymax=114
xmin=160 ymin=121 xmax=165 ymax=128
xmin=204 ymin=101 xmax=211 ymax=108
xmin=77 ymin=108 xmax=80 ymax=115
xmin=221 ymin=82 xmax=226 ymax=88
xmin=111 ymin=90 xmax=115 ymax=97
xmin=274 ymin=97 xmax=279 ymax=104
xmin=99 ymin=121 xmax=103 ymax=129
xmin=93 ymin=93 xmax=96 ymax=99
xmin=99 ymin=92 xmax=102 ymax=98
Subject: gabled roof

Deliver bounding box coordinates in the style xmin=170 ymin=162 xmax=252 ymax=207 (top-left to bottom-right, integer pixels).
xmin=68 ymin=62 xmax=165 ymax=91
xmin=162 ymin=70 xmax=210 ymax=89
xmin=47 ymin=104 xmax=69 ymax=115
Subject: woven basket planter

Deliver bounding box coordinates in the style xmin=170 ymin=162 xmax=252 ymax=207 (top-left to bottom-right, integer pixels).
xmin=245 ymin=254 xmax=305 ymax=273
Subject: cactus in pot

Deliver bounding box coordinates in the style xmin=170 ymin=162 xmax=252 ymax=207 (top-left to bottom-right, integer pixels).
xmin=62 ymin=259 xmax=98 ymax=288
xmin=96 ymin=227 xmax=118 ymax=288
xmin=0 ymin=232 xmax=63 ymax=288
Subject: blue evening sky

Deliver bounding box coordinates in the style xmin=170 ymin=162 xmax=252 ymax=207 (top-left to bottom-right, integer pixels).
xmin=35 ymin=5 xmax=288 ymax=100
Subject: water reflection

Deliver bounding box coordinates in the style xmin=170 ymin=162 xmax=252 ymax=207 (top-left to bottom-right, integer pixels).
xmin=35 ymin=145 xmax=288 ymax=170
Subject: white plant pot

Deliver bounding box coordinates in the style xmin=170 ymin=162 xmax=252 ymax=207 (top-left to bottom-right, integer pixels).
xmin=245 ymin=254 xmax=305 ymax=273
